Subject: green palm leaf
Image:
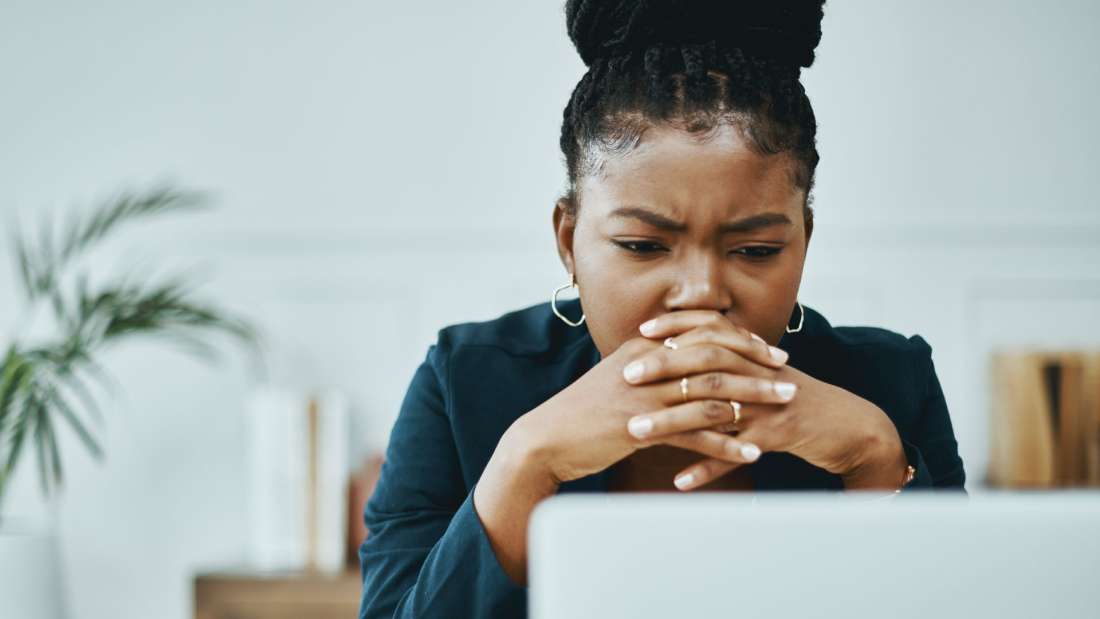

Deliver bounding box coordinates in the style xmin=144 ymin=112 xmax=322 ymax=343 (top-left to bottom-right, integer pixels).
xmin=13 ymin=185 xmax=207 ymax=302
xmin=0 ymin=185 xmax=258 ymax=505
xmin=44 ymin=384 xmax=102 ymax=461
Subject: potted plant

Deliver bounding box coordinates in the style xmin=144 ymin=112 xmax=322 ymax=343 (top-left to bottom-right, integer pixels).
xmin=0 ymin=185 xmax=258 ymax=617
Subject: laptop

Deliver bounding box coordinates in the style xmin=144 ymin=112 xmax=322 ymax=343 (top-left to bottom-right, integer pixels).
xmin=528 ymin=491 xmax=1100 ymax=619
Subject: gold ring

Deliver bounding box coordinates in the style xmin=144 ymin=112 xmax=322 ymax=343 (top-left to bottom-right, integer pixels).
xmin=679 ymin=376 xmax=689 ymax=402
xmin=663 ymin=337 xmax=678 ymax=350
xmin=729 ymin=400 xmax=742 ymax=424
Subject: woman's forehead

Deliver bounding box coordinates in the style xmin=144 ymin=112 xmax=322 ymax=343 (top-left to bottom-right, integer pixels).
xmin=580 ymin=125 xmax=804 ymax=220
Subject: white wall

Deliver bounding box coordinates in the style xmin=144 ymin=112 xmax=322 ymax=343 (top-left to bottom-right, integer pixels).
xmin=0 ymin=1 xmax=1097 ymax=618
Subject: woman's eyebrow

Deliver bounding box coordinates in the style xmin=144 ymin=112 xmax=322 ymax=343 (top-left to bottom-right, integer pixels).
xmin=609 ymin=206 xmax=792 ymax=234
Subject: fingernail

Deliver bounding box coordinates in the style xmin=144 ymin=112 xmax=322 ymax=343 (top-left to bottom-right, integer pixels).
xmin=639 ymin=319 xmax=658 ymax=336
xmin=623 ymin=360 xmax=644 ymax=382
xmin=741 ymin=443 xmax=761 ymax=462
xmin=774 ymin=381 xmax=797 ymax=401
xmin=769 ymin=346 xmax=788 ymax=364
xmin=674 ymin=473 xmax=695 ymax=490
xmin=750 ymin=332 xmax=765 ymax=344
xmin=628 ymin=416 xmax=653 ymax=438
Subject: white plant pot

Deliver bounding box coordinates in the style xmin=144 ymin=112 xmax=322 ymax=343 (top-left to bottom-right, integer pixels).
xmin=0 ymin=518 xmax=65 ymax=619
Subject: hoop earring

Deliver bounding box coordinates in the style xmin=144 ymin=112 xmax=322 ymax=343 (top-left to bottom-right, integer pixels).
xmin=551 ymin=273 xmax=586 ymax=327
xmin=786 ymin=301 xmax=805 ymax=334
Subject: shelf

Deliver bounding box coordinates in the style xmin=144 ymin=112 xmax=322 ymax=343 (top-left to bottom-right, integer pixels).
xmin=194 ymin=567 xmax=360 ymax=619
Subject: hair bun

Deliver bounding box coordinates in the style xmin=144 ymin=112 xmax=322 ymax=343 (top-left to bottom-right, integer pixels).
xmin=565 ymin=0 xmax=826 ymax=69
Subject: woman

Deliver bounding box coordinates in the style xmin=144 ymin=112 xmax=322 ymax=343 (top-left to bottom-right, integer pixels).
xmin=359 ymin=1 xmax=966 ymax=617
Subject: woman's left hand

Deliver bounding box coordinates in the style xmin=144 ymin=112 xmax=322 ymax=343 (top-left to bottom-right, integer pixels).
xmin=630 ymin=310 xmax=909 ymax=491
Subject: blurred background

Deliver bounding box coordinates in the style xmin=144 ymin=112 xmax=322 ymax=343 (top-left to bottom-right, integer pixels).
xmin=1 ymin=1 xmax=1098 ymax=618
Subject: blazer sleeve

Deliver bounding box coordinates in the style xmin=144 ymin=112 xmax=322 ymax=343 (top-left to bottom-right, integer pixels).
xmin=899 ymin=335 xmax=967 ymax=491
xmin=357 ymin=337 xmax=527 ymax=618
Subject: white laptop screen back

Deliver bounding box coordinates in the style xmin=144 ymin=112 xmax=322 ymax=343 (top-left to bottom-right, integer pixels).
xmin=528 ymin=492 xmax=1100 ymax=619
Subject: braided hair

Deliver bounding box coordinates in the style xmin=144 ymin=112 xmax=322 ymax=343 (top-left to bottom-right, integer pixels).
xmin=559 ymin=0 xmax=826 ymax=219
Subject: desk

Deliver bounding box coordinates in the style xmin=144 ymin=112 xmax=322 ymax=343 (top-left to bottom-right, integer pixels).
xmin=193 ymin=568 xmax=359 ymax=619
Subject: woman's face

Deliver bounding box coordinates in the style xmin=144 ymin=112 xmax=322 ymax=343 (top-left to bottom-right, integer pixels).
xmin=553 ymin=123 xmax=812 ymax=357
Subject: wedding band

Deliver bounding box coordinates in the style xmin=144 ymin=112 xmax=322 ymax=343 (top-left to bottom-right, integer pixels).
xmin=680 ymin=376 xmax=689 ymax=402
xmin=663 ymin=337 xmax=678 ymax=350
xmin=729 ymin=400 xmax=742 ymax=424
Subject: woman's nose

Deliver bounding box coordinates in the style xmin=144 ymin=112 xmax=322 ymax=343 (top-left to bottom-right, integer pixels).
xmin=665 ymin=254 xmax=731 ymax=313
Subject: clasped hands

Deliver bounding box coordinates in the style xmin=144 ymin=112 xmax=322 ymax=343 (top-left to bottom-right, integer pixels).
xmin=620 ymin=310 xmax=907 ymax=491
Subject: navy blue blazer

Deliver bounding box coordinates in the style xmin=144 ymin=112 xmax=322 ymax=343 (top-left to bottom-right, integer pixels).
xmin=358 ymin=298 xmax=966 ymax=618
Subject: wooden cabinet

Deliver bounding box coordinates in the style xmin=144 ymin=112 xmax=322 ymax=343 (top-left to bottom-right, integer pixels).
xmin=194 ymin=568 xmax=360 ymax=619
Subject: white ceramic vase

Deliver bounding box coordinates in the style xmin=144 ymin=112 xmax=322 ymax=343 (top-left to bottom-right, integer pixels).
xmin=0 ymin=464 xmax=68 ymax=619
xmin=0 ymin=517 xmax=65 ymax=619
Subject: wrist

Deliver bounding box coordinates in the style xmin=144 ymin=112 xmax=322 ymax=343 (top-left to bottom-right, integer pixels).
xmin=842 ymin=421 xmax=908 ymax=491
xmin=473 ymin=422 xmax=561 ymax=588
xmin=494 ymin=420 xmax=562 ymax=496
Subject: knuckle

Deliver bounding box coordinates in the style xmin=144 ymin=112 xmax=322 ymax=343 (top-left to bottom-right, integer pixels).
xmin=695 ymin=460 xmax=719 ymax=479
xmin=644 ymin=415 xmax=663 ymax=435
xmin=708 ymin=432 xmax=731 ymax=456
xmin=724 ymin=438 xmax=745 ymax=459
xmin=701 ymin=372 xmax=725 ymax=394
xmin=650 ymin=351 xmax=668 ymax=373
xmin=713 ymin=421 xmax=739 ymax=433
xmin=756 ymin=379 xmax=775 ymax=399
xmin=753 ymin=339 xmax=771 ymax=358
xmin=701 ymin=399 xmax=727 ymax=421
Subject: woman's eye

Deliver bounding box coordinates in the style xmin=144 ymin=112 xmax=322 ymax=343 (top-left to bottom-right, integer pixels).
xmin=613 ymin=241 xmax=782 ymax=259
xmin=733 ymin=246 xmax=782 ymax=259
xmin=614 ymin=240 xmax=667 ymax=254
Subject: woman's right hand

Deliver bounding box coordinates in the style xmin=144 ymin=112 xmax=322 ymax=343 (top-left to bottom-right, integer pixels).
xmin=504 ymin=321 xmax=795 ymax=486
xmin=475 ymin=316 xmax=797 ymax=586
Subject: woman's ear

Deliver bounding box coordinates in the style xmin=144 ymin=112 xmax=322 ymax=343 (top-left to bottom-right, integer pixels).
xmin=552 ymin=197 xmax=577 ymax=275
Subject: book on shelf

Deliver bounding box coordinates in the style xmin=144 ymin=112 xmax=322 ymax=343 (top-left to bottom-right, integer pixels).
xmin=245 ymin=387 xmax=349 ymax=574
xmin=989 ymin=350 xmax=1100 ymax=487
